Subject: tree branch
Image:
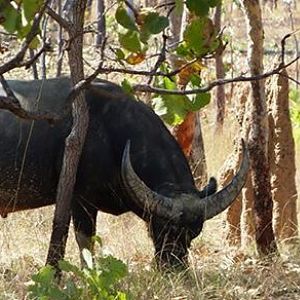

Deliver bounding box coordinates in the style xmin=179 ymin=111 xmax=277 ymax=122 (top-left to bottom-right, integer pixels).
xmin=0 ymin=75 xmax=61 ymax=123
xmin=46 ymin=6 xmax=70 ymax=29
xmin=133 ymin=55 xmax=300 ymax=95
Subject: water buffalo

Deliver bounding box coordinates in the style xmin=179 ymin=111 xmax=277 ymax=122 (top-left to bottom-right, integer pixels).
xmin=0 ymin=77 xmax=249 ymax=268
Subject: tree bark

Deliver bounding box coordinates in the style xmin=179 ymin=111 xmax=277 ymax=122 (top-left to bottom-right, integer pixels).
xmin=189 ymin=113 xmax=207 ymax=188
xmin=95 ymin=0 xmax=106 ymax=47
xmin=220 ymin=83 xmax=256 ymax=248
xmin=242 ymin=0 xmax=277 ymax=256
xmin=172 ymin=112 xmax=195 ymax=157
xmin=214 ymin=3 xmax=226 ymax=133
xmin=219 ymin=147 xmax=242 ymax=247
xmin=56 ymin=0 xmax=64 ymax=77
xmin=46 ymin=0 xmax=89 ymax=270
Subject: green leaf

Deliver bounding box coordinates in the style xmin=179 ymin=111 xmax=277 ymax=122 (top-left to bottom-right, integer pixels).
xmin=152 ymin=77 xmax=189 ymax=125
xmin=208 ymin=0 xmax=221 ymax=7
xmin=143 ymin=12 xmax=169 ymax=34
xmin=23 ymin=0 xmax=43 ymax=22
xmin=115 ymin=6 xmax=138 ymax=31
xmin=31 ymin=265 xmax=56 ymax=284
xmin=121 ymin=79 xmax=134 ymax=94
xmin=183 ymin=17 xmax=212 ymax=56
xmin=119 ymin=30 xmax=142 ymax=53
xmin=139 ymin=29 xmax=151 ymax=44
xmin=98 ymin=255 xmax=128 ymax=287
xmin=29 ymin=35 xmax=40 ymax=49
xmin=1 ymin=4 xmax=21 ymax=33
xmin=189 ymin=74 xmax=202 ymax=87
xmin=175 ymin=0 xmax=184 ymax=15
xmin=176 ymin=43 xmax=190 ymax=57
xmin=59 ymin=260 xmax=84 ymax=277
xmin=188 ymin=92 xmax=211 ymax=111
xmin=115 ymin=48 xmax=125 ymax=60
xmin=153 ymin=95 xmax=188 ymax=125
xmin=186 ymin=0 xmax=210 ymax=17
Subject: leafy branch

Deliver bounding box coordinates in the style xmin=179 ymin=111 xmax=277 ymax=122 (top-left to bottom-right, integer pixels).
xmin=0 ymin=0 xmax=50 ymax=75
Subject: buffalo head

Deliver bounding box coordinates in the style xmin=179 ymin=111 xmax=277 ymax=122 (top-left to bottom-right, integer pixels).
xmin=122 ymin=139 xmax=249 ymax=268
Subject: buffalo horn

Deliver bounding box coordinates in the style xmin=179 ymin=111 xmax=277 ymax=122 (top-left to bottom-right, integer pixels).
xmin=121 ymin=140 xmax=182 ymax=220
xmin=122 ymin=139 xmax=249 ymax=222
xmin=200 ymin=139 xmax=249 ymax=221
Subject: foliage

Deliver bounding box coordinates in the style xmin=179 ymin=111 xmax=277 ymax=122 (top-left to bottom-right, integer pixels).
xmin=0 ymin=0 xmax=222 ymax=126
xmin=289 ymin=88 xmax=300 ymax=142
xmin=290 ymin=88 xmax=300 ymax=124
xmin=113 ymin=0 xmax=220 ymax=125
xmin=153 ymin=67 xmax=210 ymax=125
xmin=0 ymin=0 xmax=42 ymax=45
xmin=27 ymin=238 xmax=129 ymax=300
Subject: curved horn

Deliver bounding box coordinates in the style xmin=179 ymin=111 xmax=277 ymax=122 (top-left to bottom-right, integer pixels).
xmin=200 ymin=139 xmax=250 ymax=221
xmin=121 ymin=141 xmax=182 ymax=220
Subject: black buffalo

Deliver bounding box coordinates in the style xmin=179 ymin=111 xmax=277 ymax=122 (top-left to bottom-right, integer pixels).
xmin=0 ymin=77 xmax=249 ymax=268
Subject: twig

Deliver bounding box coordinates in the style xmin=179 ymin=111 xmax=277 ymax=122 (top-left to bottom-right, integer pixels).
xmin=279 ymin=71 xmax=300 ymax=85
xmin=124 ymin=0 xmax=139 ymax=22
xmin=22 ymin=42 xmax=52 ymax=69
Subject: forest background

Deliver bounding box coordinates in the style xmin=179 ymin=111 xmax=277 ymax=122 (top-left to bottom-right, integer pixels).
xmin=1 ymin=0 xmax=300 ymax=299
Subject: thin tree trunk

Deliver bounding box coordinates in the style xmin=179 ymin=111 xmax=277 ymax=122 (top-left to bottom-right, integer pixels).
xmin=41 ymin=15 xmax=48 ymax=79
xmin=46 ymin=0 xmax=89 ymax=270
xmin=214 ymin=3 xmax=225 ymax=133
xmin=56 ymin=0 xmax=64 ymax=77
xmin=189 ymin=113 xmax=207 ymax=187
xmin=95 ymin=0 xmax=106 ymax=47
xmin=29 ymin=49 xmax=39 ymax=79
xmin=242 ymin=0 xmax=277 ymax=256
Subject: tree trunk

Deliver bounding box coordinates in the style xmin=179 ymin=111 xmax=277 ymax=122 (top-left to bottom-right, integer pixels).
xmin=242 ymin=0 xmax=277 ymax=256
xmin=46 ymin=0 xmax=89 ymax=270
xmin=29 ymin=49 xmax=39 ymax=79
xmin=173 ymin=112 xmax=207 ymax=188
xmin=172 ymin=112 xmax=195 ymax=157
xmin=267 ymin=69 xmax=298 ymax=242
xmin=218 ymin=146 xmax=242 ymax=247
xmin=56 ymin=0 xmax=64 ymax=77
xmin=214 ymin=3 xmax=226 ymax=133
xmin=189 ymin=113 xmax=207 ymax=187
xmin=95 ymin=0 xmax=106 ymax=47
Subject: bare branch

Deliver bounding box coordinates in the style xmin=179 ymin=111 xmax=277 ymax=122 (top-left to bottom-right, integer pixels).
xmin=133 ymin=55 xmax=300 ymax=95
xmin=0 ymin=74 xmax=61 ymax=123
xmin=22 ymin=42 xmax=53 ymax=69
xmin=279 ymin=71 xmax=300 ymax=85
xmin=0 ymin=95 xmax=61 ymax=123
xmin=46 ymin=6 xmax=70 ymax=29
